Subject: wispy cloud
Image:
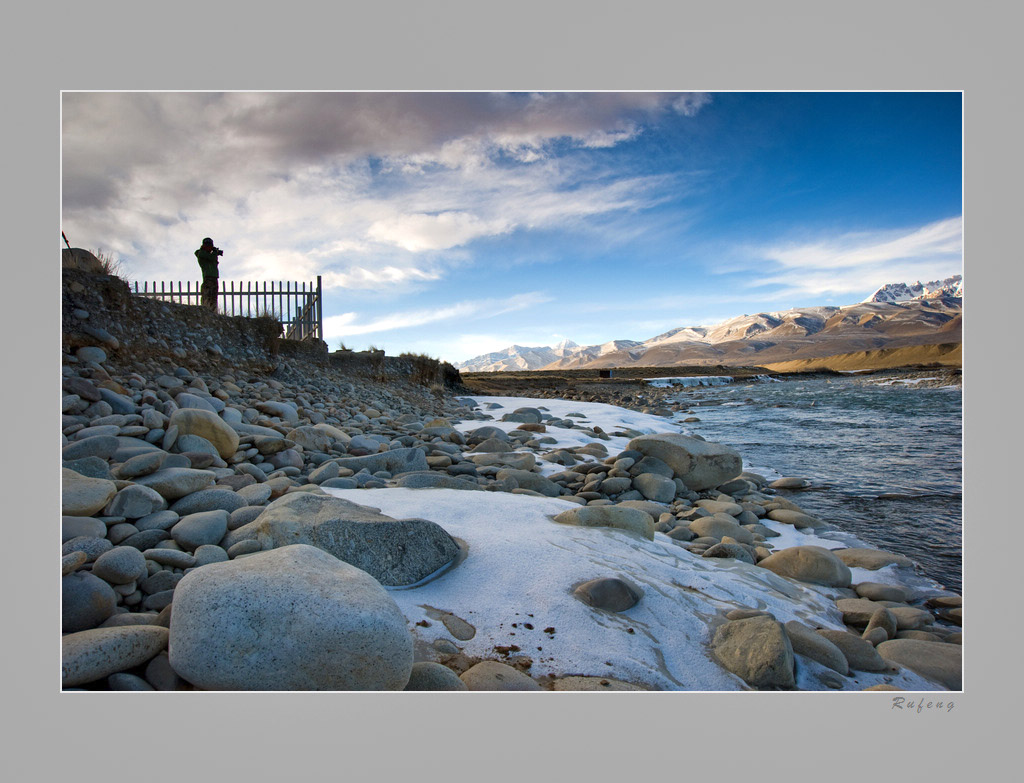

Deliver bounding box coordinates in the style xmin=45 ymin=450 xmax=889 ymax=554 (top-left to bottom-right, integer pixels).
xmin=740 ymin=216 xmax=963 ymax=299
xmin=322 ymin=291 xmax=553 ymax=340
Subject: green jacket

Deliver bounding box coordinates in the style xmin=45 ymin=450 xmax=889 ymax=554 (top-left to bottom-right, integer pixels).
xmin=195 ymin=247 xmax=220 ymax=279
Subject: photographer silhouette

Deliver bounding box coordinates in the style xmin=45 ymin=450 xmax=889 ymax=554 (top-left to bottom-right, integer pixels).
xmin=195 ymin=237 xmax=223 ymax=311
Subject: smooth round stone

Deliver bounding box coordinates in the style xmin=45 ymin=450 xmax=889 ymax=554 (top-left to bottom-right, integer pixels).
xmin=854 ymin=582 xmax=910 ymax=603
xmin=888 ymin=606 xmax=935 ymax=631
xmin=76 ymin=346 xmax=107 ymax=364
xmin=861 ymin=627 xmax=889 ymax=646
xmin=816 ymin=629 xmax=890 ymax=672
xmin=108 ymin=673 xmax=155 ymax=691
xmin=757 ymin=546 xmax=851 ymax=587
xmin=632 ymin=472 xmax=677 ymax=503
xmin=63 ymin=376 xmax=102 ymax=402
xmin=105 ymin=522 xmax=139 ymax=544
xmin=62 ymin=551 xmax=88 ymax=576
xmin=104 ymin=484 xmax=168 ymax=519
xmin=459 ymin=661 xmax=542 ymax=691
xmin=176 ymin=433 xmax=221 ymax=458
xmin=711 ymin=616 xmax=795 ymax=689
xmin=319 ymin=477 xmax=358 ymax=490
xmin=876 ymin=639 xmax=961 ymax=689
xmin=703 ymin=542 xmax=756 ymax=564
xmin=236 ymin=483 xmax=272 ymax=505
xmin=228 ymin=506 xmax=266 ymax=529
xmin=837 ymin=598 xmax=889 ymax=627
xmin=169 ymin=545 xmax=414 ymax=690
xmin=863 ymin=607 xmax=898 ymax=640
xmin=62 ymin=626 xmax=169 ymax=687
xmin=63 ymin=571 xmax=118 ymax=632
xmin=92 ymin=546 xmax=148 ymax=584
xmin=62 ymin=515 xmax=107 ymax=543
xmin=142 ymin=548 xmax=197 ymax=568
xmin=404 ymin=662 xmax=469 ymax=691
xmin=143 ymin=590 xmax=176 ymax=611
xmin=134 ymin=510 xmax=180 ymax=532
xmin=696 ymin=499 xmax=743 ymax=516
xmin=62 ymin=456 xmax=112 ymax=480
xmin=551 ymin=676 xmax=648 ymax=691
xmin=170 ymin=488 xmax=246 ymax=515
xmin=783 ymin=621 xmax=849 ymax=675
xmin=145 ymin=651 xmax=186 ymax=690
xmin=227 ymin=539 xmax=262 ymax=558
xmin=573 ymin=577 xmax=643 ymax=612
xmin=170 ymin=510 xmax=229 ymax=551
xmin=833 ymin=548 xmax=915 ymax=570
xmin=120 ymin=529 xmax=171 ymax=550
xmin=193 ymin=544 xmax=230 ymax=567
xmin=175 ymin=393 xmax=218 ymax=413
xmin=140 ymin=571 xmax=183 ymax=596
xmin=62 ymin=535 xmax=113 ymax=562
xmin=132 ymin=467 xmax=217 ymax=500
xmin=62 ymin=470 xmax=118 ymax=516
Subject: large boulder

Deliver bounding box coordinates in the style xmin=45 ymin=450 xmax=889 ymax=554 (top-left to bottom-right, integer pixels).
xmin=627 ymin=433 xmax=742 ymax=491
xmin=168 ymin=545 xmax=414 ymax=691
xmin=553 ymin=506 xmax=655 ymax=540
xmin=169 ymin=409 xmax=240 ymax=459
xmin=62 ymin=247 xmax=105 ymax=273
xmin=225 ymin=492 xmax=459 ymax=586
xmin=756 ymin=545 xmax=852 ymax=587
xmin=876 ymin=639 xmax=962 ymax=690
xmin=711 ymin=616 xmax=795 ymax=689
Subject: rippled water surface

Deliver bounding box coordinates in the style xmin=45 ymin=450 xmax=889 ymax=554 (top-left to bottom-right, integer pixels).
xmin=668 ymin=376 xmax=963 ymax=593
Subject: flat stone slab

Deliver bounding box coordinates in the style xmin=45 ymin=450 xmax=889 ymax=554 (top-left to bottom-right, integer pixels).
xmin=226 ymin=492 xmax=459 ymax=586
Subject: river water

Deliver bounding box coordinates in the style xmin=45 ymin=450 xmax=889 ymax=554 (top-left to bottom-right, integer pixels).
xmin=665 ymin=374 xmax=963 ymax=594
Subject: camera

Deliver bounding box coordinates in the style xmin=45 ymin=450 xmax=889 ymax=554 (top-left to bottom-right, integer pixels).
xmin=214 ymin=248 xmax=224 ymax=257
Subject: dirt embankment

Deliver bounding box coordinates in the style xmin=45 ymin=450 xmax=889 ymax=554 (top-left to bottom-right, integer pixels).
xmin=62 ymin=268 xmax=463 ymax=402
xmin=759 ymin=342 xmax=961 ymax=373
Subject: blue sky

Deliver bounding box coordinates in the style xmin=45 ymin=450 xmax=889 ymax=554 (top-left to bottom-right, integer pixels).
xmin=61 ymin=92 xmax=962 ymax=363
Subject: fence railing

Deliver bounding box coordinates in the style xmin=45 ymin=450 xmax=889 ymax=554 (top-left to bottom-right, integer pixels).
xmin=131 ymin=276 xmax=323 ymax=342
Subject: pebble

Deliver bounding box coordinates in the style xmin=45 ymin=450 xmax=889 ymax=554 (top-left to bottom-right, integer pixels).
xmin=62 ymin=626 xmax=169 ymax=687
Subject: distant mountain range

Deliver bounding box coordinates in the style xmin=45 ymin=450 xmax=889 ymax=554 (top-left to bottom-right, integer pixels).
xmin=455 ymin=275 xmax=963 ymax=372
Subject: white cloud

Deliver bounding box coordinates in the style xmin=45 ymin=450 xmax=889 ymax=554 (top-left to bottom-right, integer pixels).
xmin=368 ymin=212 xmax=514 ymax=252
xmin=62 ymin=92 xmax=705 ymax=293
xmin=743 ymin=216 xmax=963 ymax=299
xmin=322 ymin=291 xmax=553 ymax=341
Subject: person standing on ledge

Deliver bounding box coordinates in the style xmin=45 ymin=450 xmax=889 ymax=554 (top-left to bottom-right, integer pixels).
xmin=195 ymin=237 xmax=223 ymax=311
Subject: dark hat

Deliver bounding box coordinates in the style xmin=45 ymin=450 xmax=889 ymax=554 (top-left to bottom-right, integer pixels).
xmin=202 ymin=237 xmax=213 ymax=245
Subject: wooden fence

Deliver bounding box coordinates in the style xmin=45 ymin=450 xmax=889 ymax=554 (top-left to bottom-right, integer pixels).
xmin=131 ymin=276 xmax=324 ymax=342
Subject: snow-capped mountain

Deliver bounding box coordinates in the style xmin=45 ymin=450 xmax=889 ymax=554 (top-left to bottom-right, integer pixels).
xmin=455 ymin=339 xmax=580 ymax=372
xmin=862 ymin=275 xmax=963 ymax=303
xmin=456 ymin=277 xmax=962 ymax=371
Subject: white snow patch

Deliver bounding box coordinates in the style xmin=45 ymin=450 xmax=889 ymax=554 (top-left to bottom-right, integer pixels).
xmin=323 ymin=486 xmax=938 ymax=691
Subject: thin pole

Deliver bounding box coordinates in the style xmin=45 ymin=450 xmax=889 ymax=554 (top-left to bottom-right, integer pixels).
xmin=316 ymin=275 xmax=322 ymax=341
